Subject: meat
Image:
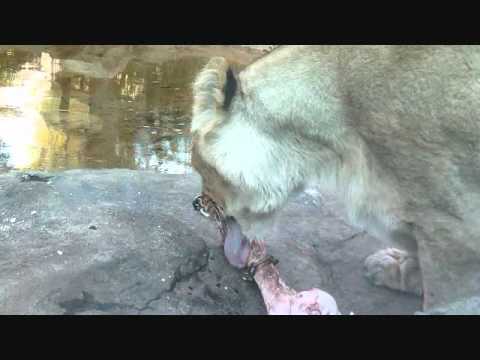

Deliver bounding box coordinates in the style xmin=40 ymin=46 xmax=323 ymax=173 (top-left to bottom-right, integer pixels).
xmin=193 ymin=194 xmax=342 ymax=315
xmin=246 ymin=239 xmax=341 ymax=315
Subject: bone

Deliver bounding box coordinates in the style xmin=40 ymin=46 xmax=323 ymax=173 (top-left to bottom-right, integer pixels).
xmin=192 ymin=194 xmax=342 ymax=315
xmin=247 ymin=239 xmax=341 ymax=315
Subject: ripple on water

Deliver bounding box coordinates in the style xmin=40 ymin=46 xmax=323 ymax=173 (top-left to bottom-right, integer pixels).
xmin=0 ymin=47 xmax=215 ymax=174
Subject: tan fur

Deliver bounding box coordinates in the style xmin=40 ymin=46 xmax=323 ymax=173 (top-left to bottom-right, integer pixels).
xmin=190 ymin=46 xmax=480 ymax=311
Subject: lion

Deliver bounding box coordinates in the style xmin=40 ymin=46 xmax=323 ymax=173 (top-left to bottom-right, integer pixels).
xmin=190 ymin=45 xmax=480 ymax=313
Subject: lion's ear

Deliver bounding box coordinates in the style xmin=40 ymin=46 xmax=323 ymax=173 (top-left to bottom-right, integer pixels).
xmin=192 ymin=57 xmax=229 ymax=114
xmin=192 ymin=57 xmax=238 ymax=134
xmin=223 ymin=67 xmax=238 ymax=110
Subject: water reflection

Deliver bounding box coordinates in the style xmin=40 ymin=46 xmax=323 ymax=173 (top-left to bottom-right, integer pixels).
xmin=0 ymin=47 xmax=210 ymax=174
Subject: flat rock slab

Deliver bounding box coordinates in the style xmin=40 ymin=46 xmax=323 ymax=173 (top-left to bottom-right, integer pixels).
xmin=0 ymin=170 xmax=421 ymax=315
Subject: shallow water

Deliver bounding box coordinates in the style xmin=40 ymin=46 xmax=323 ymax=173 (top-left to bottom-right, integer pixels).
xmin=0 ymin=46 xmax=234 ymax=174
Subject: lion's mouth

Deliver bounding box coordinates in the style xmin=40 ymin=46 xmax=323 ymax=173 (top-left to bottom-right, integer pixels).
xmin=193 ymin=194 xmax=251 ymax=268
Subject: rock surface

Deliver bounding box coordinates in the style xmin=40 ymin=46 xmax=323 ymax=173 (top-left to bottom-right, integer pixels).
xmin=416 ymin=297 xmax=480 ymax=315
xmin=0 ymin=170 xmax=422 ymax=315
xmin=0 ymin=45 xmax=272 ymax=80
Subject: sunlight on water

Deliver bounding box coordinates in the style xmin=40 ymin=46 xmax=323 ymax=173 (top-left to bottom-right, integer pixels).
xmin=0 ymin=47 xmax=210 ymax=174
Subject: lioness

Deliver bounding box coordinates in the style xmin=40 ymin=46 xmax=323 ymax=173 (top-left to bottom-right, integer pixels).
xmin=190 ymin=45 xmax=480 ymax=312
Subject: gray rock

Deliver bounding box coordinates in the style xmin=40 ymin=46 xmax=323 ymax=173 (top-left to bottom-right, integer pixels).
xmin=416 ymin=297 xmax=480 ymax=315
xmin=0 ymin=170 xmax=421 ymax=315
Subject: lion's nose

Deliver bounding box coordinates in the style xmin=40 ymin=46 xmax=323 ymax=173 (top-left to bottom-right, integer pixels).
xmin=192 ymin=196 xmax=202 ymax=212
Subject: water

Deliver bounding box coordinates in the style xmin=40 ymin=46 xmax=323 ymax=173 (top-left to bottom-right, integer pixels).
xmin=0 ymin=46 xmax=226 ymax=174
